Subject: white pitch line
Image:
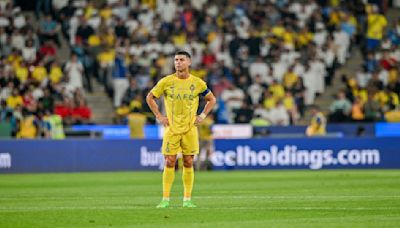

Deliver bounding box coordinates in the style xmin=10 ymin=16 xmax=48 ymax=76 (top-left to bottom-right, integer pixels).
xmin=0 ymin=206 xmax=399 ymax=212
xmin=1 ymin=195 xmax=399 ymax=201
xmin=196 ymin=195 xmax=400 ymax=199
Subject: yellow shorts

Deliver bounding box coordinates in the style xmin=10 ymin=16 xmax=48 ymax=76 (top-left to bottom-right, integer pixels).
xmin=162 ymin=126 xmax=199 ymax=155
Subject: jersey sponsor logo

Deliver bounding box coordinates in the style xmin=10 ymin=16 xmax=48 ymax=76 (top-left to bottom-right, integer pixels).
xmin=167 ymin=93 xmax=195 ymax=100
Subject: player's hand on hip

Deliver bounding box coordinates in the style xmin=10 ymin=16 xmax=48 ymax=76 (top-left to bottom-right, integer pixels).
xmin=157 ymin=115 xmax=169 ymax=127
xmin=194 ymin=116 xmax=204 ymax=126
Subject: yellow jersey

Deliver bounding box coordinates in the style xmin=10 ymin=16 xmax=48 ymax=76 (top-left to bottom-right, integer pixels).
xmin=128 ymin=113 xmax=147 ymax=138
xmin=367 ymin=13 xmax=387 ymax=40
xmin=198 ymin=116 xmax=214 ymax=141
xmin=6 ymin=95 xmax=23 ymax=109
xmin=32 ymin=66 xmax=47 ymax=82
xmin=18 ymin=115 xmax=37 ymax=139
xmin=306 ymin=112 xmax=326 ymax=136
xmin=49 ymin=66 xmax=63 ymax=84
xmin=15 ymin=66 xmax=29 ymax=82
xmin=151 ymin=74 xmax=210 ymax=134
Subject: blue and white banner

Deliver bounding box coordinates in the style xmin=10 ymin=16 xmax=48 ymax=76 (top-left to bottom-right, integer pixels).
xmin=211 ymin=138 xmax=398 ymax=170
xmin=0 ymin=138 xmax=399 ymax=173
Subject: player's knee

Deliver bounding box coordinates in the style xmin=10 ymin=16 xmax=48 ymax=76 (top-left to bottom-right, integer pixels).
xmin=165 ymin=157 xmax=176 ymax=168
xmin=183 ymin=156 xmax=194 ymax=168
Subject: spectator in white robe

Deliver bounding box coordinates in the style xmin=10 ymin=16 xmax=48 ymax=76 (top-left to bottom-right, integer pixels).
xmin=249 ymin=56 xmax=269 ymax=82
xmin=333 ymin=27 xmax=350 ymax=65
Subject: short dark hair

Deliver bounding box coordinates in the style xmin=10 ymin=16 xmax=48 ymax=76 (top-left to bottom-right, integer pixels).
xmin=175 ymin=51 xmax=191 ymax=59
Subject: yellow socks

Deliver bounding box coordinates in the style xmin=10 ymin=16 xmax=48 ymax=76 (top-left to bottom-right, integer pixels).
xmin=162 ymin=166 xmax=194 ymax=201
xmin=182 ymin=166 xmax=194 ymax=200
xmin=162 ymin=166 xmax=175 ymax=200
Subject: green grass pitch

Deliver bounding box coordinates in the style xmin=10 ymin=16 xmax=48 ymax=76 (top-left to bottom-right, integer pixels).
xmin=0 ymin=170 xmax=399 ymax=227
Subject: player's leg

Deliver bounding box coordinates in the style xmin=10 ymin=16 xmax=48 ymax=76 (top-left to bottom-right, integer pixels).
xmin=182 ymin=155 xmax=196 ymax=207
xmin=157 ymin=132 xmax=180 ymax=208
xmin=181 ymin=127 xmax=199 ymax=208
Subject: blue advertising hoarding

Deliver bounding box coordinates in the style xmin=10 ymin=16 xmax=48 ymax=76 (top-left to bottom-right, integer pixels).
xmin=0 ymin=138 xmax=399 ymax=173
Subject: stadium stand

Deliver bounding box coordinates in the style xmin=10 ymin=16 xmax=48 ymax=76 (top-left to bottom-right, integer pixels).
xmin=1 ymin=0 xmax=399 ymax=138
xmin=332 ymin=3 xmax=400 ymax=123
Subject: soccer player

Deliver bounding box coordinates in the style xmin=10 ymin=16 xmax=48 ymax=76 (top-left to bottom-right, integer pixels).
xmin=146 ymin=51 xmax=216 ymax=208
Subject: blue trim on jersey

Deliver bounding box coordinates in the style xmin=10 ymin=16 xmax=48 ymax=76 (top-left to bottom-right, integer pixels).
xmin=200 ymin=88 xmax=211 ymax=97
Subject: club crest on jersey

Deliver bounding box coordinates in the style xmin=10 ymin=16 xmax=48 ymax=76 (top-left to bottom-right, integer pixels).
xmin=190 ymin=84 xmax=195 ymax=91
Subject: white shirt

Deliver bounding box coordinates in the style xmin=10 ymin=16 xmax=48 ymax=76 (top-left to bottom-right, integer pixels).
xmin=0 ymin=16 xmax=9 ymax=27
xmin=138 ymin=10 xmax=154 ymax=29
xmin=221 ymin=88 xmax=245 ymax=110
xmin=334 ymin=30 xmax=350 ymax=48
xmin=157 ymin=0 xmax=176 ymax=23
xmin=247 ymin=83 xmax=264 ymax=105
xmin=293 ymin=63 xmax=305 ymax=78
xmin=162 ymin=42 xmax=175 ymax=55
xmin=145 ymin=41 xmax=162 ymax=53
xmin=126 ymin=19 xmax=139 ymax=34
xmin=378 ymin=69 xmax=389 ymax=86
xmin=313 ymin=31 xmax=327 ymax=47
xmin=129 ymin=44 xmax=143 ymax=56
xmin=216 ymin=51 xmax=233 ymax=68
xmin=272 ymin=61 xmax=287 ymax=83
xmin=269 ymin=104 xmax=289 ymax=126
xmin=356 ymin=71 xmax=371 ymax=88
xmin=13 ymin=15 xmax=26 ymax=29
xmin=249 ymin=61 xmax=269 ymax=81
xmin=87 ymin=16 xmax=101 ymax=29
xmin=310 ymin=60 xmax=326 ymax=93
xmin=22 ymin=46 xmax=37 ymax=62
xmin=11 ymin=34 xmax=24 ymax=50
xmin=52 ymin=0 xmax=68 ymax=10
xmin=65 ymin=61 xmax=84 ymax=90
xmin=112 ymin=6 xmax=129 ymax=21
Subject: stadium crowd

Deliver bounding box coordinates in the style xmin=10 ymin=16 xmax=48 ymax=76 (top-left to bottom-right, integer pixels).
xmin=1 ymin=0 xmax=399 ymax=138
xmin=49 ymin=0 xmax=368 ymax=127
xmin=0 ymin=0 xmax=91 ymax=138
xmin=331 ymin=3 xmax=400 ymax=123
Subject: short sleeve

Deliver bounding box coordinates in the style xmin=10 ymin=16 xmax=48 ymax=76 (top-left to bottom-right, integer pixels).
xmin=150 ymin=77 xmax=167 ymax=98
xmin=199 ymin=79 xmax=210 ymax=97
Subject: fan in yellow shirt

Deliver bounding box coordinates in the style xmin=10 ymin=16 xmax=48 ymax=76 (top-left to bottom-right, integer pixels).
xmin=269 ymin=80 xmax=285 ymax=99
xmin=146 ymin=51 xmax=216 ymax=209
xmin=49 ymin=61 xmax=63 ymax=84
xmin=15 ymin=63 xmax=29 ymax=83
xmin=297 ymin=28 xmax=314 ymax=48
xmin=127 ymin=108 xmax=147 ymax=139
xmin=6 ymin=89 xmax=23 ymax=109
xmin=306 ymin=105 xmax=326 ymax=136
xmin=32 ymin=62 xmax=48 ymax=82
xmin=282 ymin=69 xmax=298 ymax=90
xmin=367 ymin=5 xmax=387 ymax=50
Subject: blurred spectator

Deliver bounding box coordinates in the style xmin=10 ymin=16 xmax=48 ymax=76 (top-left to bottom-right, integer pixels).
xmin=65 ymin=54 xmax=84 ymax=93
xmin=0 ymin=111 xmax=15 ymax=138
xmin=329 ymin=90 xmax=352 ymax=122
xmin=39 ymin=15 xmax=60 ymax=47
xmin=306 ymin=105 xmax=326 ymax=136
xmin=112 ymin=51 xmax=129 ymax=107
xmin=366 ymin=5 xmax=387 ymax=51
xmin=42 ymin=109 xmax=65 ymax=139
xmin=127 ymin=107 xmax=146 ymax=139
xmin=17 ymin=110 xmax=39 ymax=139
xmin=351 ymin=96 xmax=365 ymax=121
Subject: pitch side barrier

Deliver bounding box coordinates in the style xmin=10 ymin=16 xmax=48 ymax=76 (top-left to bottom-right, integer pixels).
xmin=0 ymin=138 xmax=399 ymax=173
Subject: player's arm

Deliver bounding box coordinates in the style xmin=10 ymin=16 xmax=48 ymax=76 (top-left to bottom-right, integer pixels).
xmin=195 ymin=92 xmax=216 ymax=126
xmin=146 ymin=92 xmax=169 ymax=127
